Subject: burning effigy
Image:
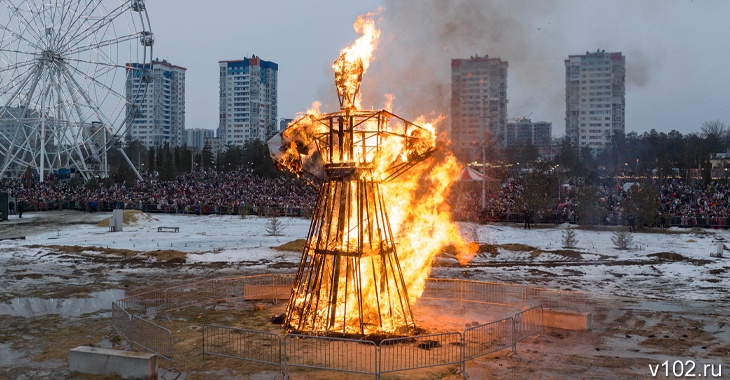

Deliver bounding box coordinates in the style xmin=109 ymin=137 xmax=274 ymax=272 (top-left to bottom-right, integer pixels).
xmin=269 ymin=13 xmax=477 ymax=337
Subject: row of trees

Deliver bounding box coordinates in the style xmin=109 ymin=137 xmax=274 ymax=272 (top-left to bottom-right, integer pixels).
xmin=106 ymin=139 xmax=283 ymax=183
xmin=108 ymin=119 xmax=729 ymax=185
xmin=480 ymin=120 xmax=730 ymax=227
xmin=487 ymin=120 xmax=730 ymax=184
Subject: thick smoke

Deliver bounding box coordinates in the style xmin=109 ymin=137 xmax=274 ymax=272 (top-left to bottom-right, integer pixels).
xmin=358 ymin=0 xmax=565 ymax=135
xmin=350 ymin=0 xmax=667 ymax=137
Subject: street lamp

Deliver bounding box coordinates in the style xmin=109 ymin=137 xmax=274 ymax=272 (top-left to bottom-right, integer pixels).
xmin=556 ymin=164 xmax=561 ymax=202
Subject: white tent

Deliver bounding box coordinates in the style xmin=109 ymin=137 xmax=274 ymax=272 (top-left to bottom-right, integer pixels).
xmin=459 ymin=166 xmax=486 ymax=181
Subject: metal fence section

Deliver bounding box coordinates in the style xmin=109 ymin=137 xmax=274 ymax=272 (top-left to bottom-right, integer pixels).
xmin=241 ymin=273 xmax=295 ymax=286
xmin=111 ymin=274 xmax=295 ymax=367
xmin=460 ymin=280 xmax=524 ymax=306
xmin=521 ymin=286 xmax=588 ymax=313
xmin=284 ymin=334 xmax=378 ymax=377
xmin=111 ymin=302 xmax=173 ymax=366
xmin=111 ymin=275 xmax=578 ymax=377
xmin=379 ymin=332 xmax=463 ymax=376
xmin=116 ymin=274 xmax=296 ymax=316
xmin=420 ymin=277 xmax=462 ymax=301
xmin=202 ymin=325 xmax=282 ymax=372
xmin=160 ymin=277 xmax=247 ymax=310
xmin=462 ymin=317 xmax=513 ymax=361
xmin=242 ymin=274 xmax=295 ymax=302
xmin=111 ymin=302 xmax=133 ymax=340
xmin=513 ymin=306 xmax=545 ymax=350
xmin=114 ymin=291 xmax=164 ymax=318
xmin=422 ymin=278 xmax=587 ymax=313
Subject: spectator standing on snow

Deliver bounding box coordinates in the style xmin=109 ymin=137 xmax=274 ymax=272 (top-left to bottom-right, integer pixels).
xmin=628 ymin=213 xmax=636 ymax=232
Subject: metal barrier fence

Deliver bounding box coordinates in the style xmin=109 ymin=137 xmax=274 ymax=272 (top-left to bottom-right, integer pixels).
xmin=460 ymin=279 xmax=524 ymax=306
xmin=423 ymin=278 xmax=525 ymax=306
xmin=115 ymin=274 xmax=295 ymax=316
xmin=513 ymin=306 xmax=545 ymax=350
xmin=284 ymin=334 xmax=378 ymax=377
xmin=111 ymin=302 xmax=132 ymax=339
xmin=422 ymin=278 xmax=588 ymax=313
xmin=201 ymin=328 xmax=517 ymax=379
xmin=202 ymin=325 xmax=282 ymax=373
xmin=23 ymin=200 xmax=314 ymax=218
xmin=111 ymin=274 xmax=295 ymax=368
xmin=521 ymin=286 xmax=588 ymax=313
xmin=111 ymin=302 xmax=173 ymax=366
xmin=462 ymin=317 xmax=513 ymax=361
xmin=20 ymin=205 xmax=730 ymax=229
xmin=379 ymin=332 xmax=463 ymax=377
xmin=112 ymin=275 xmax=570 ymax=377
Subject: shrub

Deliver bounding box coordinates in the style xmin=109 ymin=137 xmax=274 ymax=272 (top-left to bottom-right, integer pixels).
xmin=562 ymin=228 xmax=579 ymax=248
xmin=611 ymin=230 xmax=633 ymax=250
xmin=265 ymin=216 xmax=284 ymax=236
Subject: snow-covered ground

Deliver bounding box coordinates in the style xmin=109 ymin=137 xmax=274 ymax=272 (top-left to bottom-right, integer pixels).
xmin=4 ymin=210 xmax=729 ymax=306
xmin=2 ymin=210 xmax=729 ymax=379
xmin=452 ymin=223 xmax=730 ymax=304
xmin=4 ymin=211 xmax=310 ymax=263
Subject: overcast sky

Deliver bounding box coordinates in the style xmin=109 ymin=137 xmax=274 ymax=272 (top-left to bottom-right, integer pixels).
xmin=145 ymin=0 xmax=730 ymax=138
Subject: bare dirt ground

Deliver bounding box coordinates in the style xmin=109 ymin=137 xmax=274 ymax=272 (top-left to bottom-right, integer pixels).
xmin=0 ymin=211 xmax=728 ymax=379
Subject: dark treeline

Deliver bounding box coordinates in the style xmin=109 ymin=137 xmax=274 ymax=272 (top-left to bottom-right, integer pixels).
xmin=451 ymin=120 xmax=730 ymax=228
xmin=7 ymin=137 xmax=315 ymax=218
xmin=107 ymin=139 xmax=282 ymax=184
xmin=486 ymin=120 xmax=730 ymax=185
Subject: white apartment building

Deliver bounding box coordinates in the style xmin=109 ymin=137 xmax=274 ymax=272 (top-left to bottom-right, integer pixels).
xmin=185 ymin=128 xmax=214 ymax=151
xmin=450 ymin=54 xmax=508 ymax=163
xmin=125 ymin=59 xmax=186 ymax=148
xmin=218 ymin=55 xmax=278 ymax=146
xmin=565 ymin=50 xmax=625 ymax=151
xmin=505 ymin=118 xmax=552 ymax=147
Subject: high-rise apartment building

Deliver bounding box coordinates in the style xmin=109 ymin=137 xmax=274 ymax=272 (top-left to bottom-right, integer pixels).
xmin=565 ymin=50 xmax=625 ymax=151
xmin=279 ymin=118 xmax=293 ymax=133
xmin=450 ymin=55 xmax=508 ymax=163
xmin=218 ymin=55 xmax=278 ymax=146
xmin=125 ymin=59 xmax=186 ymax=148
xmin=505 ymin=118 xmax=552 ymax=147
xmin=185 ymin=128 xmax=214 ymax=151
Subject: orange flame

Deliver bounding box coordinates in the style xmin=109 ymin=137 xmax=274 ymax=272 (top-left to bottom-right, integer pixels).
xmin=382 ymin=118 xmax=477 ymax=302
xmin=277 ymin=12 xmax=478 ymax=335
xmin=333 ymin=12 xmax=380 ymax=109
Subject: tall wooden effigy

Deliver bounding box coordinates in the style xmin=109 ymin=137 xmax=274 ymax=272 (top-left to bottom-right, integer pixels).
xmin=270 ymin=56 xmax=435 ymax=336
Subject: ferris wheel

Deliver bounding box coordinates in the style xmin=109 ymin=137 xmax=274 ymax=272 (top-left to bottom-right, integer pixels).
xmin=0 ymin=0 xmax=152 ymax=182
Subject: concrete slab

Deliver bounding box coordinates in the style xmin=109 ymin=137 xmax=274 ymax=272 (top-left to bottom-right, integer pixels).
xmin=543 ymin=310 xmax=592 ymax=331
xmin=68 ymin=346 xmax=157 ymax=380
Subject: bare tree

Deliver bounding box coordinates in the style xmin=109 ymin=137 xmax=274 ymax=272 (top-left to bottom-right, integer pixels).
xmin=701 ymin=120 xmax=729 ymax=146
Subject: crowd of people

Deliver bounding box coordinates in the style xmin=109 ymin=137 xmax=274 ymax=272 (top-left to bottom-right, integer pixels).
xmin=656 ymin=179 xmax=730 ymax=228
xmin=3 ymin=170 xmax=317 ymax=217
xmin=452 ymin=176 xmax=730 ymax=229
xmin=7 ymin=169 xmax=730 ymax=229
